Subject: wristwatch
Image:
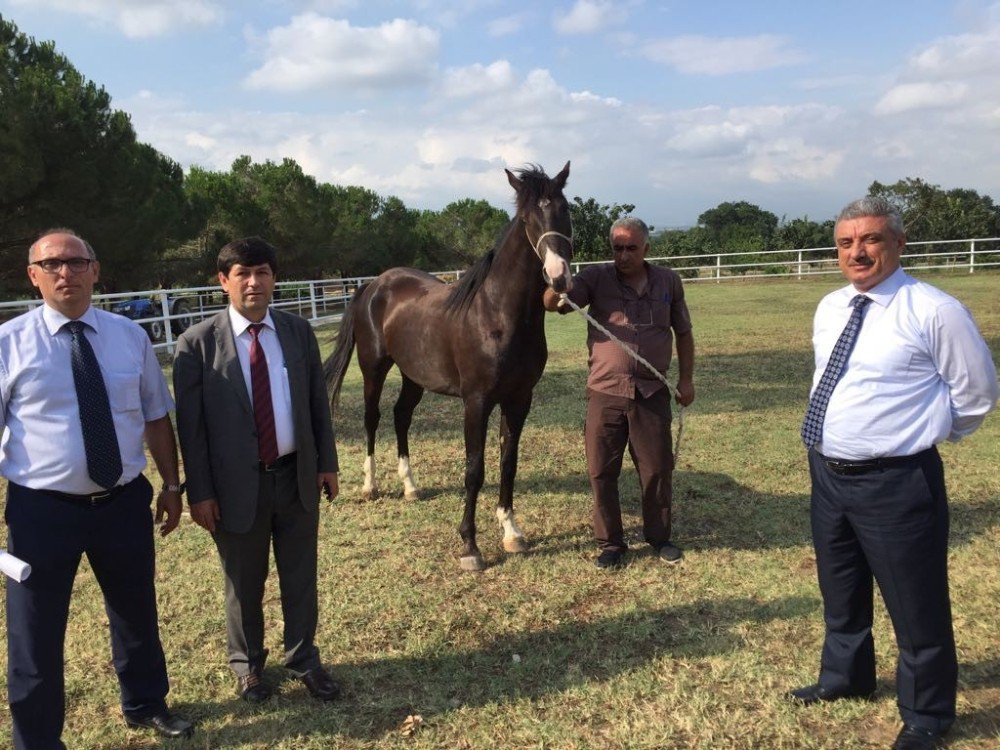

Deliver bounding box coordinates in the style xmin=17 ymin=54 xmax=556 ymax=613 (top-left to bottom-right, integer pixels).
xmin=162 ymin=483 xmax=183 ymax=494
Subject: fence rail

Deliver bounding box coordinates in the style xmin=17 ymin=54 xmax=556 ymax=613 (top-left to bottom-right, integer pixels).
xmin=2 ymin=238 xmax=997 ymax=352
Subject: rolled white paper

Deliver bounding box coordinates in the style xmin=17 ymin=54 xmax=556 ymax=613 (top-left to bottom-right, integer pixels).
xmin=0 ymin=550 xmax=31 ymax=582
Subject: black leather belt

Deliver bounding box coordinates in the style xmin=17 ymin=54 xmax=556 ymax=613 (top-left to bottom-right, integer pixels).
xmin=819 ymin=451 xmax=924 ymax=476
xmin=44 ymin=476 xmax=137 ymax=506
xmin=258 ymin=452 xmax=297 ymax=473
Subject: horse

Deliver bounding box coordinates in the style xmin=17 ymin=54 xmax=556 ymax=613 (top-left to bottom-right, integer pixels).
xmin=323 ymin=162 xmax=574 ymax=571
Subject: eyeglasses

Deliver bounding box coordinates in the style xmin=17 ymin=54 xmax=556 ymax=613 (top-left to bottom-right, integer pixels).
xmin=30 ymin=258 xmax=94 ymax=274
xmin=612 ymin=244 xmax=640 ymax=254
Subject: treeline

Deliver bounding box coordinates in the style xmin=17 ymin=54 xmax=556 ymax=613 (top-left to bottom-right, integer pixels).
xmin=3 ymin=14 xmax=1000 ymax=299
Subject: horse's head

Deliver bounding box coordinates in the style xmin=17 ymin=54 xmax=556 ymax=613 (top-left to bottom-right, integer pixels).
xmin=505 ymin=161 xmax=574 ymax=294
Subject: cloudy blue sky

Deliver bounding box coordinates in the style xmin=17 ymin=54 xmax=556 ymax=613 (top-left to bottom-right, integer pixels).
xmin=4 ymin=0 xmax=1000 ymax=228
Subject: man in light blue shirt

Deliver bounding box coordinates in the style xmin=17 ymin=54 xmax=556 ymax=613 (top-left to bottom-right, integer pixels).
xmin=789 ymin=198 xmax=998 ymax=750
xmin=0 ymin=230 xmax=193 ymax=748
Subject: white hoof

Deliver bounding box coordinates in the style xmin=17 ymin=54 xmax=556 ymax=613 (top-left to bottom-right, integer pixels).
xmin=459 ymin=554 xmax=486 ymax=572
xmin=503 ymin=536 xmax=529 ymax=554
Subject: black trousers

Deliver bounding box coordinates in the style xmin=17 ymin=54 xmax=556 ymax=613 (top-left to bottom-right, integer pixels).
xmin=5 ymin=476 xmax=170 ymax=750
xmin=808 ymin=447 xmax=956 ymax=733
xmin=211 ymin=460 xmax=321 ymax=678
xmin=585 ymin=388 xmax=674 ymax=551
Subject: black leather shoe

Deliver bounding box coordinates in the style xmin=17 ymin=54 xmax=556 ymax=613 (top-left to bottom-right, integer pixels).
xmin=595 ymin=550 xmax=624 ymax=569
xmin=301 ymin=666 xmax=340 ymax=701
xmin=238 ymin=670 xmax=272 ymax=703
xmin=892 ymin=724 xmax=945 ymax=750
xmin=124 ymin=709 xmax=194 ymax=739
xmin=787 ymin=683 xmax=875 ymax=705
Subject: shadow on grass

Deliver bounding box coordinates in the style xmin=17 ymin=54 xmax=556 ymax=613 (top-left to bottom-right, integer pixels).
xmin=171 ymin=593 xmax=816 ymax=745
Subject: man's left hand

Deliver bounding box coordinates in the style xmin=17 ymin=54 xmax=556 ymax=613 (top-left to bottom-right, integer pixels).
xmin=675 ymin=379 xmax=695 ymax=407
xmin=155 ymin=488 xmax=182 ymax=536
xmin=318 ymin=472 xmax=339 ymax=501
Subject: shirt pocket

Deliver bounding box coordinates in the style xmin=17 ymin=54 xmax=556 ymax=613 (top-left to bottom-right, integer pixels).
xmin=105 ymin=372 xmax=142 ymax=414
xmin=651 ymin=300 xmax=671 ymax=329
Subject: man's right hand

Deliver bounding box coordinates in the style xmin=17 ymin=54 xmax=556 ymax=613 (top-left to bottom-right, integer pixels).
xmin=190 ymin=499 xmax=221 ymax=533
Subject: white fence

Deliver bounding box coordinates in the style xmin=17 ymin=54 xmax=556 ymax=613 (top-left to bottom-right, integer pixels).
xmin=2 ymin=238 xmax=997 ymax=352
xmin=572 ymin=237 xmax=1000 ymax=281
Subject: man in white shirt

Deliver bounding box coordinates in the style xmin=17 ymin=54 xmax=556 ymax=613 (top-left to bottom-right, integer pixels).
xmin=0 ymin=230 xmax=193 ymax=748
xmin=789 ymin=198 xmax=998 ymax=750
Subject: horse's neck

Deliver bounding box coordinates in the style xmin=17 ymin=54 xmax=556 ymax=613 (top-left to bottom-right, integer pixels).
xmin=481 ymin=222 xmax=545 ymax=319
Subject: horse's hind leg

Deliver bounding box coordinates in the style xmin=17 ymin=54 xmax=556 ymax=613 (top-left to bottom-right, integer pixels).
xmin=361 ymin=359 xmax=392 ymax=500
xmin=497 ymin=393 xmax=532 ymax=554
xmin=393 ymin=375 xmax=424 ymax=501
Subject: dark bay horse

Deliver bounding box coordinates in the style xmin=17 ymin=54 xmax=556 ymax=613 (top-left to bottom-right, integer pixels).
xmin=323 ymin=162 xmax=574 ymax=571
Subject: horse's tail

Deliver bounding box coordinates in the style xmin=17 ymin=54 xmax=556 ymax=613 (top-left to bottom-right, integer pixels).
xmin=323 ymin=283 xmax=367 ymax=414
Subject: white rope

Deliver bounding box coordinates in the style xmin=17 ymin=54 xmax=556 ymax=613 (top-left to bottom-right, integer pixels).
xmin=558 ymin=293 xmax=686 ymax=462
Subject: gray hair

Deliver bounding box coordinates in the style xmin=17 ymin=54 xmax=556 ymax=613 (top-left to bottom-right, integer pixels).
xmin=609 ymin=216 xmax=650 ymax=247
xmin=836 ymin=197 xmax=905 ymax=236
xmin=28 ymin=228 xmax=96 ymax=262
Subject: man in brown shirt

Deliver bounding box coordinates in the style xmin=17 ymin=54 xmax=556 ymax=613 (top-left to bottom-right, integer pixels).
xmin=544 ymin=217 xmax=695 ymax=568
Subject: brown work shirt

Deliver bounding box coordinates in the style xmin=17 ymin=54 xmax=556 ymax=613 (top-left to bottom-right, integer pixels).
xmin=566 ymin=262 xmax=692 ymax=399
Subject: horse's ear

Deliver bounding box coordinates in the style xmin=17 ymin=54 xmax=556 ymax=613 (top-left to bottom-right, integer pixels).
xmin=553 ymin=161 xmax=570 ymax=190
xmin=506 ymin=168 xmax=522 ymax=191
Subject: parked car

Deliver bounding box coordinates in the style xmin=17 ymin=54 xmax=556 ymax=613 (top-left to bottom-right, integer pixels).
xmin=110 ymin=295 xmax=195 ymax=342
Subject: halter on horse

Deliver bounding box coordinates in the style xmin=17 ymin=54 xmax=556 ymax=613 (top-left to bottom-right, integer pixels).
xmin=323 ymin=162 xmax=573 ymax=571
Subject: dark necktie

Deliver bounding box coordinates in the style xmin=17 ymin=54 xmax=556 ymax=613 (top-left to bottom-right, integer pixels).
xmin=248 ymin=323 xmax=279 ymax=466
xmin=66 ymin=321 xmax=123 ymax=489
xmin=801 ymin=294 xmax=872 ymax=448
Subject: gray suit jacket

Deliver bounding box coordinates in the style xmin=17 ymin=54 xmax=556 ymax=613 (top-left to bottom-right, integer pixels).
xmin=173 ymin=308 xmax=337 ymax=534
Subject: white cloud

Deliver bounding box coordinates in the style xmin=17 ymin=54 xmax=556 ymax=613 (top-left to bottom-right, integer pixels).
xmin=244 ymin=13 xmax=440 ymax=92
xmin=875 ymin=82 xmax=970 ymax=115
xmin=639 ymin=34 xmax=805 ymax=75
xmin=552 ymin=0 xmax=619 ymax=36
xmin=441 ymin=61 xmax=516 ymax=98
xmin=9 ymin=0 xmax=222 ymax=38
xmin=488 ymin=12 xmax=529 ymax=37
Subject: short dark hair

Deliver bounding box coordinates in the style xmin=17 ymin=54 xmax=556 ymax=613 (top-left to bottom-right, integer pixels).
xmin=217 ymin=237 xmax=279 ymax=276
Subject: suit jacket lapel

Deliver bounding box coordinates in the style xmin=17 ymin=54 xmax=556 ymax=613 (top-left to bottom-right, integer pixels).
xmin=213 ymin=311 xmax=253 ymax=416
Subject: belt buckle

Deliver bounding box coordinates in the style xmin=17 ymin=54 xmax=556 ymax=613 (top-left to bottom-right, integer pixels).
xmin=89 ymin=491 xmax=111 ymax=505
xmin=260 ymin=461 xmax=276 ymax=473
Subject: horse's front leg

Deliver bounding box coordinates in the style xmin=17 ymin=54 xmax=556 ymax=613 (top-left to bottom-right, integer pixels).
xmin=458 ymin=397 xmax=491 ymax=572
xmin=497 ymin=393 xmax=532 ymax=553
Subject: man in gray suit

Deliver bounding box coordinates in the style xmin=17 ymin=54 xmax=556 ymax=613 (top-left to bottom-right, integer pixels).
xmin=173 ymin=237 xmax=340 ymax=703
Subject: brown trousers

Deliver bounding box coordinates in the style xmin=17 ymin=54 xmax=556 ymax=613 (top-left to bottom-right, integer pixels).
xmin=585 ymin=387 xmax=674 ymax=551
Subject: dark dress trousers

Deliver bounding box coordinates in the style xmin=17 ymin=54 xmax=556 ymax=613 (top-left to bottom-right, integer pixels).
xmin=173 ymin=309 xmax=337 ymax=677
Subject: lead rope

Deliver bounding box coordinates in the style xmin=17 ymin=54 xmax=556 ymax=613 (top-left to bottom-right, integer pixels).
xmin=557 ymin=293 xmax=686 ymax=462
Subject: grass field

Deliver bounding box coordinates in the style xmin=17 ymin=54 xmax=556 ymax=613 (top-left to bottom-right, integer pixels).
xmin=1 ymin=273 xmax=998 ymax=749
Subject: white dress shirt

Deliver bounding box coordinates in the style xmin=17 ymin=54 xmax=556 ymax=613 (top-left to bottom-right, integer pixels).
xmin=811 ymin=267 xmax=998 ymax=460
xmin=227 ymin=307 xmax=296 ymax=459
xmin=0 ymin=304 xmax=174 ymax=493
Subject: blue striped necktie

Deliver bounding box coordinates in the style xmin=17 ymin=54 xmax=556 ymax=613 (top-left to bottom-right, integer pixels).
xmin=66 ymin=321 xmax=123 ymax=489
xmin=801 ymin=294 xmax=872 ymax=449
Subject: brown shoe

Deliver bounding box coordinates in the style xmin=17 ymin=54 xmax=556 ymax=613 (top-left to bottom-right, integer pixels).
xmin=238 ymin=671 xmax=272 ymax=703
xmin=300 ymin=666 xmax=340 ymax=701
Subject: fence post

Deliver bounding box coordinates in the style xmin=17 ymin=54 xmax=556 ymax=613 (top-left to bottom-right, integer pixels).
xmin=309 ymin=281 xmax=319 ymax=321
xmin=715 ymin=254 xmax=721 ymax=283
xmin=969 ymin=240 xmax=976 ymax=274
xmin=797 ymin=250 xmax=803 ymax=280
xmin=158 ymin=292 xmax=175 ymax=354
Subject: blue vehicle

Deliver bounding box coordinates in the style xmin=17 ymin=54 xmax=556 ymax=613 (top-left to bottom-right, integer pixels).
xmin=110 ymin=296 xmax=194 ymax=342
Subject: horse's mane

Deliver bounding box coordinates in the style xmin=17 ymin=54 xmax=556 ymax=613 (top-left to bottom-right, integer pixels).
xmin=443 ymin=165 xmax=554 ymax=314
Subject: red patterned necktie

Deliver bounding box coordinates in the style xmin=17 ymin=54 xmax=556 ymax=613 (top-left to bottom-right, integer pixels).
xmin=248 ymin=323 xmax=279 ymax=466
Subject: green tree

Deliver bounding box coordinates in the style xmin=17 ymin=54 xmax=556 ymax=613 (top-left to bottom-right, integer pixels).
xmin=569 ymin=196 xmax=635 ymax=262
xmin=417 ymin=198 xmax=510 ymax=266
xmin=868 ymin=178 xmax=1000 ymax=242
xmin=775 ymin=217 xmax=835 ymax=250
xmin=697 ymin=201 xmax=779 ymax=250
xmin=0 ymin=15 xmax=187 ymax=293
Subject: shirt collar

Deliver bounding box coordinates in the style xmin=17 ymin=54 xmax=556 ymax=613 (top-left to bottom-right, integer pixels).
xmin=228 ymin=306 xmax=274 ymax=337
xmin=41 ymin=303 xmax=99 ymax=336
xmin=838 ymin=265 xmax=906 ymax=309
